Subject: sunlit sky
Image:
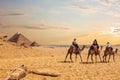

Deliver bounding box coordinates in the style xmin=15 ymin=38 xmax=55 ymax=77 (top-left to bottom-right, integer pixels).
xmin=0 ymin=0 xmax=120 ymax=45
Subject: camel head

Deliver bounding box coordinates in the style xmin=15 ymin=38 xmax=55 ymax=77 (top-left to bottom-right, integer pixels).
xmin=115 ymin=48 xmax=118 ymax=54
xmin=83 ymin=45 xmax=86 ymax=48
xmin=81 ymin=45 xmax=86 ymax=50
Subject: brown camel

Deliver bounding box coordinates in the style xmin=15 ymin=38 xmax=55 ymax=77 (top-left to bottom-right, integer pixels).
xmin=64 ymin=45 xmax=85 ymax=62
xmin=87 ymin=45 xmax=102 ymax=63
xmin=103 ymin=48 xmax=118 ymax=62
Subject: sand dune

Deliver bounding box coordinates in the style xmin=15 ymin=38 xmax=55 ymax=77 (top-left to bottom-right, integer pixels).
xmin=0 ymin=40 xmax=120 ymax=80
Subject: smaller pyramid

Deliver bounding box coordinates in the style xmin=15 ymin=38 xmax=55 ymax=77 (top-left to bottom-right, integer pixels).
xmin=30 ymin=41 xmax=40 ymax=47
xmin=8 ymin=32 xmax=32 ymax=46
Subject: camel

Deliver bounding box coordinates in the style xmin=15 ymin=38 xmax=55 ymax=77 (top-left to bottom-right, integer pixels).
xmin=87 ymin=45 xmax=102 ymax=63
xmin=64 ymin=45 xmax=85 ymax=62
xmin=103 ymin=48 xmax=118 ymax=62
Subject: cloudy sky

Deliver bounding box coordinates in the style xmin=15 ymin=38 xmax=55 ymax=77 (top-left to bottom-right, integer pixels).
xmin=0 ymin=0 xmax=120 ymax=45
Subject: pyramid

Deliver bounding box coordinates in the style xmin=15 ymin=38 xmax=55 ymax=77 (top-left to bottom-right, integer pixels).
xmin=8 ymin=32 xmax=32 ymax=46
xmin=30 ymin=41 xmax=40 ymax=47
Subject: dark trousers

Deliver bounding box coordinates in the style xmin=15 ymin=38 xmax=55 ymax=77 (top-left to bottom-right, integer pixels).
xmin=90 ymin=45 xmax=99 ymax=50
xmin=73 ymin=44 xmax=79 ymax=48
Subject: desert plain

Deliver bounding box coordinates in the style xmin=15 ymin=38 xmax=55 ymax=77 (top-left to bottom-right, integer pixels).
xmin=0 ymin=39 xmax=120 ymax=80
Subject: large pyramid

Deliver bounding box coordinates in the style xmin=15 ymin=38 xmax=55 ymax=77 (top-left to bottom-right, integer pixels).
xmin=8 ymin=32 xmax=32 ymax=46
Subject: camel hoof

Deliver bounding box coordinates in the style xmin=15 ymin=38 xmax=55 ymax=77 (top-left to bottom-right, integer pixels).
xmin=64 ymin=60 xmax=67 ymax=63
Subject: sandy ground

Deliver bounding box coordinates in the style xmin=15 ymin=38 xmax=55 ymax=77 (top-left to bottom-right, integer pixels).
xmin=0 ymin=40 xmax=120 ymax=80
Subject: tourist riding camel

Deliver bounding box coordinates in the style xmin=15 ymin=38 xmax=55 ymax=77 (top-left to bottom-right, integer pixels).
xmin=64 ymin=38 xmax=85 ymax=62
xmin=90 ymin=39 xmax=99 ymax=51
xmin=87 ymin=39 xmax=101 ymax=63
xmin=103 ymin=42 xmax=118 ymax=62
xmin=106 ymin=42 xmax=113 ymax=52
xmin=72 ymin=38 xmax=79 ymax=52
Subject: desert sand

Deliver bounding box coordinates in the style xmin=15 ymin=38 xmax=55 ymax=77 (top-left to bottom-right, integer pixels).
xmin=0 ymin=40 xmax=120 ymax=80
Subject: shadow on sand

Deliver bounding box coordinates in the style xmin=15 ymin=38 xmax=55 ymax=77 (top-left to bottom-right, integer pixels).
xmin=80 ymin=61 xmax=109 ymax=64
xmin=58 ymin=61 xmax=73 ymax=63
xmin=58 ymin=61 xmax=109 ymax=64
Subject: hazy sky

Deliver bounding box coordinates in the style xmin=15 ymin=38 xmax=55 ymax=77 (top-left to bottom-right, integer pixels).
xmin=0 ymin=0 xmax=120 ymax=45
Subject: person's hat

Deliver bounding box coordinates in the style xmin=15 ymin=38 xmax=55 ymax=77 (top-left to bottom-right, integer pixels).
xmin=74 ymin=38 xmax=76 ymax=40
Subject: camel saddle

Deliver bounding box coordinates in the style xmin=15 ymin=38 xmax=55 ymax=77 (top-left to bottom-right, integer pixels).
xmin=72 ymin=45 xmax=79 ymax=53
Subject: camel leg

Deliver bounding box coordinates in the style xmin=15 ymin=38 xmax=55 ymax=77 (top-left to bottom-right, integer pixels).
xmin=103 ymin=51 xmax=106 ymax=62
xmin=95 ymin=55 xmax=97 ymax=63
xmin=103 ymin=55 xmax=105 ymax=62
xmin=87 ymin=54 xmax=90 ymax=62
xmin=103 ymin=55 xmax=107 ymax=62
xmin=70 ymin=53 xmax=73 ymax=62
xmin=79 ymin=54 xmax=82 ymax=62
xmin=108 ymin=55 xmax=111 ymax=62
xmin=75 ymin=54 xmax=77 ymax=62
xmin=91 ymin=54 xmax=94 ymax=63
xmin=64 ymin=52 xmax=69 ymax=62
xmin=113 ymin=54 xmax=115 ymax=62
xmin=105 ymin=56 xmax=107 ymax=62
xmin=87 ymin=50 xmax=91 ymax=63
xmin=98 ymin=54 xmax=102 ymax=62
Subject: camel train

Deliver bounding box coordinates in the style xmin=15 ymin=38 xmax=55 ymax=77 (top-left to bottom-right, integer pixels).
xmin=64 ymin=39 xmax=118 ymax=63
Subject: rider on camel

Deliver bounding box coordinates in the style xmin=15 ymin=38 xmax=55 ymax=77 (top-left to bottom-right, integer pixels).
xmin=72 ymin=38 xmax=79 ymax=51
xmin=90 ymin=39 xmax=99 ymax=50
xmin=106 ymin=42 xmax=113 ymax=51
